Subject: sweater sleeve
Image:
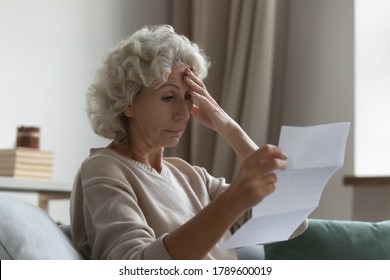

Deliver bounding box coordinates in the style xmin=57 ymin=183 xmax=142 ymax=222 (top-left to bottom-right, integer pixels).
xmin=81 ymin=179 xmax=172 ymax=260
xmin=191 ymin=164 xmax=251 ymax=231
xmin=72 ymin=152 xmax=174 ymax=260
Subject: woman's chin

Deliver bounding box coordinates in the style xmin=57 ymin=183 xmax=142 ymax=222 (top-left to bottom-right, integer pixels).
xmin=164 ymin=138 xmax=181 ymax=148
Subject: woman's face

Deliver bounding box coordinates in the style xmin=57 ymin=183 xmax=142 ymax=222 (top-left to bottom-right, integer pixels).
xmin=125 ymin=65 xmax=193 ymax=149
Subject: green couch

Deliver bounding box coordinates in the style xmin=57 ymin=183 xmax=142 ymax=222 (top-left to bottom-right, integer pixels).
xmin=264 ymin=219 xmax=390 ymax=260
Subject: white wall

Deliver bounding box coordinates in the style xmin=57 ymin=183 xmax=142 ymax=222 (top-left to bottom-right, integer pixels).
xmin=0 ymin=0 xmax=170 ymax=182
xmin=281 ymin=0 xmax=355 ymax=220
xmin=0 ymin=0 xmax=170 ymax=223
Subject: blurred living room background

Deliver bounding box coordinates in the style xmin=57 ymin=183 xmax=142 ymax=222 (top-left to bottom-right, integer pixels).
xmin=0 ymin=0 xmax=389 ymax=225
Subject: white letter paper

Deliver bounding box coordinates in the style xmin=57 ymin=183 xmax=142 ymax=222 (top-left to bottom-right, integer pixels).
xmin=224 ymin=122 xmax=350 ymax=248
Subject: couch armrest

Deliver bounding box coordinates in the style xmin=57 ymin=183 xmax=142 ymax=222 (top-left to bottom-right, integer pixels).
xmin=264 ymin=219 xmax=390 ymax=260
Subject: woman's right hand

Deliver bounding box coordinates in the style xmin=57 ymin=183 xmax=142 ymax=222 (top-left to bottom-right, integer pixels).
xmin=223 ymin=144 xmax=288 ymax=215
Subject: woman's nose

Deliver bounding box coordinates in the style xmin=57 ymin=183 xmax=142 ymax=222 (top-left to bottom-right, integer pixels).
xmin=173 ymin=99 xmax=191 ymax=121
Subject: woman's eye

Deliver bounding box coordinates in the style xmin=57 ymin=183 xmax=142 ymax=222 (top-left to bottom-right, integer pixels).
xmin=162 ymin=96 xmax=174 ymax=102
xmin=185 ymin=94 xmax=192 ymax=101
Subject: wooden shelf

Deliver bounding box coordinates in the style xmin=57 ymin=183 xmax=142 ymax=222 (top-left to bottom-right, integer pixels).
xmin=344 ymin=176 xmax=390 ymax=186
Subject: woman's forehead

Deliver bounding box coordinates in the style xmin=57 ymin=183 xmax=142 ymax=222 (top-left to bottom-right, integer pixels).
xmin=163 ymin=65 xmax=188 ymax=84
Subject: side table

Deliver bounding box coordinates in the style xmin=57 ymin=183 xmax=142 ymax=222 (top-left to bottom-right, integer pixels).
xmin=0 ymin=176 xmax=72 ymax=212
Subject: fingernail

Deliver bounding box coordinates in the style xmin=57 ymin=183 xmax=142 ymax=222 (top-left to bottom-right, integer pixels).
xmin=283 ymin=153 xmax=288 ymax=160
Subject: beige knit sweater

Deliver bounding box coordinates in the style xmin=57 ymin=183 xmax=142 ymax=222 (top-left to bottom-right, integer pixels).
xmin=70 ymin=148 xmax=241 ymax=259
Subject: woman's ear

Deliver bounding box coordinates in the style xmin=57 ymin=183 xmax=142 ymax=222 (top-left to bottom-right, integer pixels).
xmin=123 ymin=105 xmax=133 ymax=117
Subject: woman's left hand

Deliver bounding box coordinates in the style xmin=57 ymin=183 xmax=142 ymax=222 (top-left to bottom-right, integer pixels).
xmin=184 ymin=68 xmax=234 ymax=134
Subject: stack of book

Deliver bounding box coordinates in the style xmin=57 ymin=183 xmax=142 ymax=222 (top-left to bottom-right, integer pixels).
xmin=0 ymin=148 xmax=53 ymax=179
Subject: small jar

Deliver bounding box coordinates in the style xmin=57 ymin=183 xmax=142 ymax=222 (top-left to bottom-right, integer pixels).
xmin=16 ymin=126 xmax=40 ymax=149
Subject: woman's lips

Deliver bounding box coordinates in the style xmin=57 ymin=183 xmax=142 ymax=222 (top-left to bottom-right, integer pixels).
xmin=164 ymin=129 xmax=185 ymax=137
xmin=165 ymin=129 xmax=184 ymax=133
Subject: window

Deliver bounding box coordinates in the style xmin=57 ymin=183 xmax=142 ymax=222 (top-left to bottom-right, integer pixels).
xmin=355 ymin=0 xmax=390 ymax=175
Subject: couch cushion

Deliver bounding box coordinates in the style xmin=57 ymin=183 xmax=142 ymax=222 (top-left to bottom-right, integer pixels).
xmin=0 ymin=195 xmax=83 ymax=260
xmin=236 ymin=245 xmax=265 ymax=260
xmin=264 ymin=219 xmax=390 ymax=260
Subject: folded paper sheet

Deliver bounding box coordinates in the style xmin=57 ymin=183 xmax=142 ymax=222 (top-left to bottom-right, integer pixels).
xmin=224 ymin=122 xmax=350 ymax=249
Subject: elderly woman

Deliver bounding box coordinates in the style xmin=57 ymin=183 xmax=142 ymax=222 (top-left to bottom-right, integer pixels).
xmin=70 ymin=24 xmax=306 ymax=260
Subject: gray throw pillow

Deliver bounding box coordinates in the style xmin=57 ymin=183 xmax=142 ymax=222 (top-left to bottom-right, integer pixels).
xmin=0 ymin=195 xmax=83 ymax=260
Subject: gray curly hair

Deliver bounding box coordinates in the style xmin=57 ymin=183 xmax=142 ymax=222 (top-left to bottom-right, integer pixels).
xmin=87 ymin=24 xmax=211 ymax=145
